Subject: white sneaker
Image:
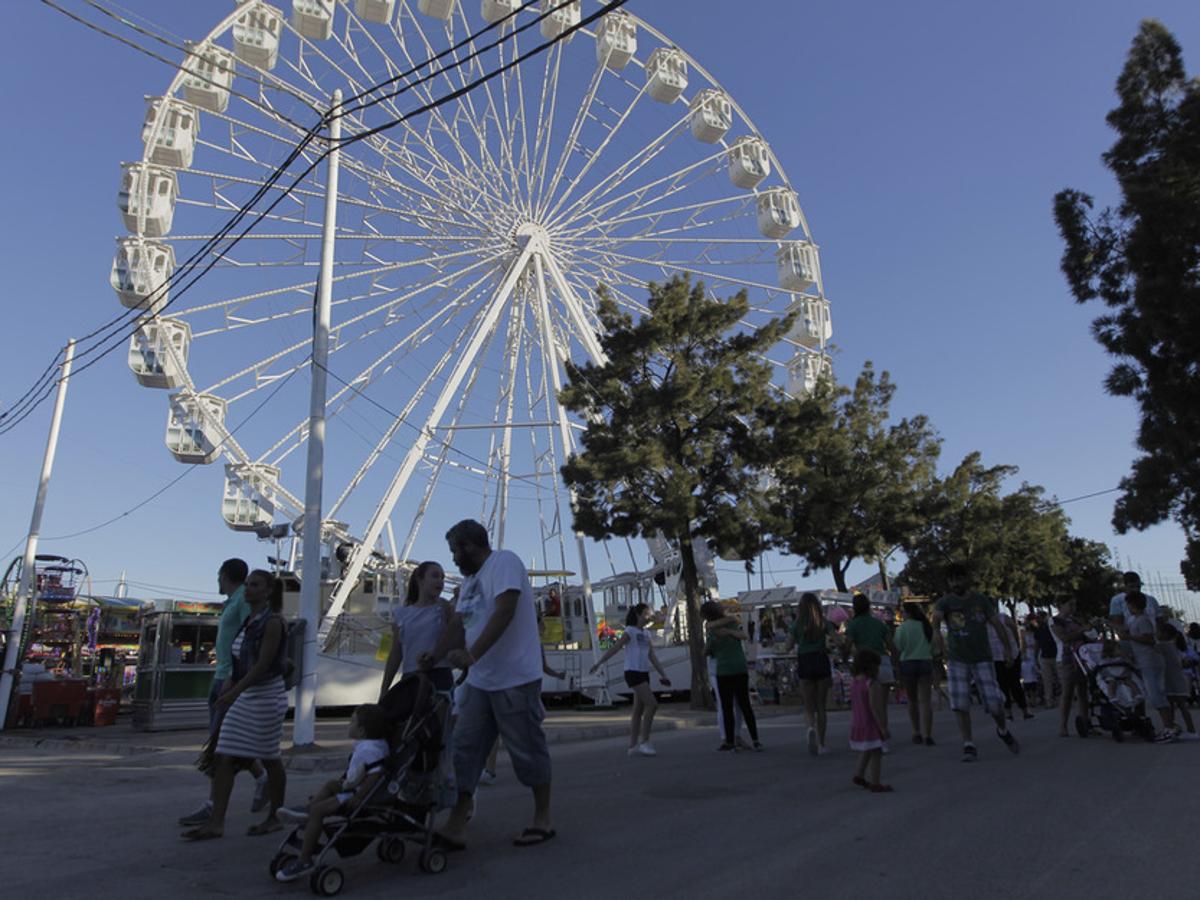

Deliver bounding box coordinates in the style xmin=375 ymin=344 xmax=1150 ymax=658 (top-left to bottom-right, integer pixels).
xmin=806 ymin=727 xmax=818 ymax=756
xmin=276 ymin=806 xmax=309 ymax=826
xmin=817 ymin=745 xmax=831 ymax=756
xmin=1176 ymin=731 xmax=1200 ymax=741
xmin=637 ymin=742 xmax=657 ymax=757
xmin=881 ymin=742 xmax=891 ymax=756
xmin=478 ymin=769 xmax=497 ymax=786
xmin=627 ymin=745 xmax=641 ymax=757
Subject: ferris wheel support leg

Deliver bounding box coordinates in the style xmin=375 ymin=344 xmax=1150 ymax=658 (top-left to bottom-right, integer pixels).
xmin=531 ymin=256 xmax=609 ymax=707
xmin=321 ymin=244 xmax=538 ymax=637
xmin=294 ymin=91 xmax=342 ymax=749
xmin=0 ymin=339 xmax=75 ymax=732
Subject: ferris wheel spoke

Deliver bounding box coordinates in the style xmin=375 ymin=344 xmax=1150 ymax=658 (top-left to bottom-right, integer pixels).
xmin=540 ymin=78 xmax=653 ymax=226
xmin=178 ymin=246 xmax=502 ymax=336
xmin=552 ymin=146 xmax=727 ymax=231
xmin=564 ymin=192 xmax=754 ymax=235
xmin=534 ymin=48 xmax=610 ymax=221
xmin=530 ymin=41 xmax=566 ymax=212
xmin=578 ymin=246 xmax=787 ymax=296
xmin=546 ymin=109 xmax=692 ymax=230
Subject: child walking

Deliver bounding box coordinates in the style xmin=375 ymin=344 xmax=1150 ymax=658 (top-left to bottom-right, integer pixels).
xmin=275 ymin=704 xmax=392 ymax=882
xmin=849 ymin=649 xmax=892 ymax=793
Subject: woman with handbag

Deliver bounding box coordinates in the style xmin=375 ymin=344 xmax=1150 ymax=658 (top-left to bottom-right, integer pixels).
xmin=184 ymin=570 xmax=289 ymax=840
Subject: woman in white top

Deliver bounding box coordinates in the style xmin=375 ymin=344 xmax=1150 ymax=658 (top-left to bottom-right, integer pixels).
xmin=380 ymin=561 xmax=454 ymax=699
xmin=590 ymin=603 xmax=671 ymax=756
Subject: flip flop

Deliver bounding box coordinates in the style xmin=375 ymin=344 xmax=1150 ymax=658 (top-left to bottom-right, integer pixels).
xmin=513 ymin=827 xmax=556 ymax=847
xmin=851 ymin=776 xmax=869 ymax=789
xmin=247 ymin=819 xmax=283 ymax=836
xmin=432 ymin=832 xmax=467 ymax=852
xmin=182 ymin=827 xmax=223 ymax=841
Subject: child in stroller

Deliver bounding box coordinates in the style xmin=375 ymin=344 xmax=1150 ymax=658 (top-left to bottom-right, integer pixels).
xmin=1072 ymin=640 xmax=1156 ymax=742
xmin=270 ymin=672 xmax=455 ymax=895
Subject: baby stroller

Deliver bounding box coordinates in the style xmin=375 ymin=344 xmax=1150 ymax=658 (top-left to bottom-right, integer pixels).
xmin=1071 ymin=641 xmax=1156 ymax=742
xmin=269 ymin=674 xmax=455 ymax=896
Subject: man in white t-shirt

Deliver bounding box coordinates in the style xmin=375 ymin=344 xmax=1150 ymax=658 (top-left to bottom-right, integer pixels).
xmin=436 ymin=519 xmax=554 ymax=850
xmin=1109 ymin=572 xmax=1159 ymax=636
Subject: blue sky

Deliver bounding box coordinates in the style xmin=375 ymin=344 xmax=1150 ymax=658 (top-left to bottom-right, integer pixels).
xmin=1 ymin=1 xmax=1198 ymax=609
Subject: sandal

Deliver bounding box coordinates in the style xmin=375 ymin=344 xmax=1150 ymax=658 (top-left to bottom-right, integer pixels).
xmin=247 ymin=818 xmax=282 ymax=836
xmin=182 ymin=826 xmax=223 ymax=841
xmin=851 ymin=776 xmax=869 ymax=789
xmin=513 ymin=827 xmax=556 ymax=847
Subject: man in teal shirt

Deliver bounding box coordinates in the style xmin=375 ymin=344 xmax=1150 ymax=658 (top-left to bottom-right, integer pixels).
xmin=931 ymin=563 xmax=1020 ymax=763
xmin=179 ymin=559 xmax=268 ymax=826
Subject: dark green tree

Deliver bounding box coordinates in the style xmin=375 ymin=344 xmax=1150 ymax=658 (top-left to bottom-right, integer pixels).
xmin=767 ymin=363 xmax=941 ymax=593
xmin=1054 ymin=20 xmax=1200 ymax=587
xmin=1046 ymin=537 xmax=1124 ymax=618
xmin=560 ymin=276 xmax=790 ymax=706
xmin=900 ymin=453 xmax=1071 ymax=602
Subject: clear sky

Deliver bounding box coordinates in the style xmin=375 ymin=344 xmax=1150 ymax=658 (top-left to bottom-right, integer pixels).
xmin=1 ymin=1 xmax=1198 ymax=611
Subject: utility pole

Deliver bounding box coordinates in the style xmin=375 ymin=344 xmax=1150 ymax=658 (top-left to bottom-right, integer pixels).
xmin=0 ymin=340 xmax=76 ymax=730
xmin=294 ymin=92 xmax=341 ymax=748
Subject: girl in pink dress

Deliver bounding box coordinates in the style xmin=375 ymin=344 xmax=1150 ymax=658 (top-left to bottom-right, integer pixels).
xmin=850 ymin=649 xmax=893 ymax=793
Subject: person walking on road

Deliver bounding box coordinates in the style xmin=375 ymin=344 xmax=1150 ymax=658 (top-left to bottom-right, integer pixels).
xmin=589 ymin=602 xmax=671 ymax=757
xmin=843 ymin=593 xmax=898 ymax=748
xmin=379 ymin=560 xmax=454 ymax=697
xmin=930 ymin=565 xmax=1020 ymax=762
xmin=1049 ymin=597 xmax=1091 ymax=738
xmin=785 ymin=591 xmax=836 ymax=755
xmin=184 ymin=570 xmax=289 ymax=840
xmin=701 ymin=601 xmax=762 ymax=752
xmin=1157 ymin=617 xmax=1198 ymax=740
xmin=437 ymin=520 xmax=555 ymax=849
xmin=894 ymin=602 xmax=935 ymax=746
xmin=179 ymin=558 xmax=269 ymax=828
xmin=1125 ymin=592 xmax=1176 ymax=742
xmin=849 ymin=649 xmax=892 ymax=793
xmin=989 ymin=605 xmax=1032 ymax=721
xmin=1032 ymin=612 xmax=1060 ymax=708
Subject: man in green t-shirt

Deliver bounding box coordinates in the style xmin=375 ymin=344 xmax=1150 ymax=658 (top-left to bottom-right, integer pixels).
xmin=931 ymin=564 xmax=1020 ymax=763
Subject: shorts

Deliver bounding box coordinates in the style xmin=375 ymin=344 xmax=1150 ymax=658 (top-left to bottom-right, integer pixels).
xmin=1057 ymin=660 xmax=1084 ymax=690
xmin=899 ymin=659 xmax=932 ymax=681
xmin=947 ymin=660 xmax=1004 ymax=716
xmin=453 ymin=680 xmax=551 ymax=794
xmin=795 ymin=651 xmax=831 ymax=682
xmin=624 ymin=670 xmax=650 ymax=688
xmin=877 ymin=655 xmax=896 ymax=686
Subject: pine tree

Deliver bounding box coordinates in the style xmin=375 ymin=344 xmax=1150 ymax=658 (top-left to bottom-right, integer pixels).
xmin=1054 ymin=20 xmax=1200 ymax=587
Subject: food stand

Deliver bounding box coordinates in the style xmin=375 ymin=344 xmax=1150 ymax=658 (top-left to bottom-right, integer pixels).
xmin=132 ymin=600 xmax=222 ymax=731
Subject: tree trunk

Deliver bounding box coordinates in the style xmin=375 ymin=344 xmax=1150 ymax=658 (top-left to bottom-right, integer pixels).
xmin=832 ymin=557 xmax=849 ymax=594
xmin=877 ymin=545 xmax=891 ymax=591
xmin=678 ymin=537 xmax=715 ymax=710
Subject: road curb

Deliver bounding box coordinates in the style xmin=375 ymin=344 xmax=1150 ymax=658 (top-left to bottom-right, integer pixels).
xmin=0 ymin=734 xmax=165 ymax=757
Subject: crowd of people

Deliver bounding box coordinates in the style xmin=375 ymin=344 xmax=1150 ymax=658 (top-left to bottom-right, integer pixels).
xmin=178 ymin=538 xmax=1200 ymax=867
xmin=179 ymin=518 xmax=559 ymax=884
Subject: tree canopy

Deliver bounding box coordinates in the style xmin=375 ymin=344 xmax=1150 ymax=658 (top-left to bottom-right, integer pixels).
xmin=1053 ymin=20 xmax=1200 ymax=588
xmin=559 ymin=275 xmax=789 ymax=705
xmin=767 ymin=362 xmax=941 ymax=593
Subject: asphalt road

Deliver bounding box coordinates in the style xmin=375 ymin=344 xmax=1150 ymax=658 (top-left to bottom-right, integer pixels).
xmin=1 ymin=706 xmax=1193 ymax=899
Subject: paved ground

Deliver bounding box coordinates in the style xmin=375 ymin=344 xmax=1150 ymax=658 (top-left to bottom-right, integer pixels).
xmin=1 ymin=703 xmax=1194 ymax=898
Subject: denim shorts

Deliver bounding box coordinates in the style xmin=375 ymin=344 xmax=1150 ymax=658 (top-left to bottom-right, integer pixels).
xmin=453 ymin=680 xmax=551 ymax=793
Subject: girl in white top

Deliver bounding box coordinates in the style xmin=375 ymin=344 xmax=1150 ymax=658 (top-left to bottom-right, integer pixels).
xmin=590 ymin=603 xmax=671 ymax=756
xmin=379 ymin=561 xmax=454 ymax=696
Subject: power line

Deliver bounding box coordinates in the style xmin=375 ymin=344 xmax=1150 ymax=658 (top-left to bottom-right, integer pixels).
xmin=4 ymin=0 xmax=625 ymax=436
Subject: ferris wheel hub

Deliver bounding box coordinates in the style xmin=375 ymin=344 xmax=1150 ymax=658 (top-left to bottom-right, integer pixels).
xmin=511 ymin=221 xmax=551 ymax=249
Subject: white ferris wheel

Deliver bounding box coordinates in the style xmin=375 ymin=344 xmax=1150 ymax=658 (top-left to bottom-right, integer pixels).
xmin=112 ymin=0 xmax=833 ymax=622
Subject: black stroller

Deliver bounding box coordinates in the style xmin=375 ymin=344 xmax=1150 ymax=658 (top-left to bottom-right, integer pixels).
xmin=269 ymin=674 xmax=455 ymax=896
xmin=1071 ymin=641 xmax=1156 ymax=742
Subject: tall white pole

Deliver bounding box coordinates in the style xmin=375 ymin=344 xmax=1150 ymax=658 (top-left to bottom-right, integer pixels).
xmin=0 ymin=339 xmax=76 ymax=731
xmin=294 ymin=93 xmax=341 ymax=748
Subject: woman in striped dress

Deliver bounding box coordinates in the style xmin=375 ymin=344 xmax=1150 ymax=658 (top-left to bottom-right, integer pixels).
xmin=184 ymin=570 xmax=289 ymax=840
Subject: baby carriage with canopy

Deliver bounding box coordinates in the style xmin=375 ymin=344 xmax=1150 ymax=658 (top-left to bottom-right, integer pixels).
xmin=1071 ymin=641 xmax=1156 ymax=742
xmin=269 ymin=673 xmax=455 ymax=896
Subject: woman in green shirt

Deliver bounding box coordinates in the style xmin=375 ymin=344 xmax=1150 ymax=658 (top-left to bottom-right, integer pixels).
xmin=702 ymin=601 xmax=762 ymax=752
xmin=894 ymin=602 xmax=935 ymax=745
xmin=785 ymin=592 xmax=836 ymax=755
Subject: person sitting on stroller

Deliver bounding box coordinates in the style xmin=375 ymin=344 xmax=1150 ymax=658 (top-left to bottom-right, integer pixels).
xmin=275 ymin=704 xmax=391 ymax=883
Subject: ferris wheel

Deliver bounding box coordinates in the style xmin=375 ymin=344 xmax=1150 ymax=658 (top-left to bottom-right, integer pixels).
xmin=112 ymin=0 xmax=833 ymax=622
